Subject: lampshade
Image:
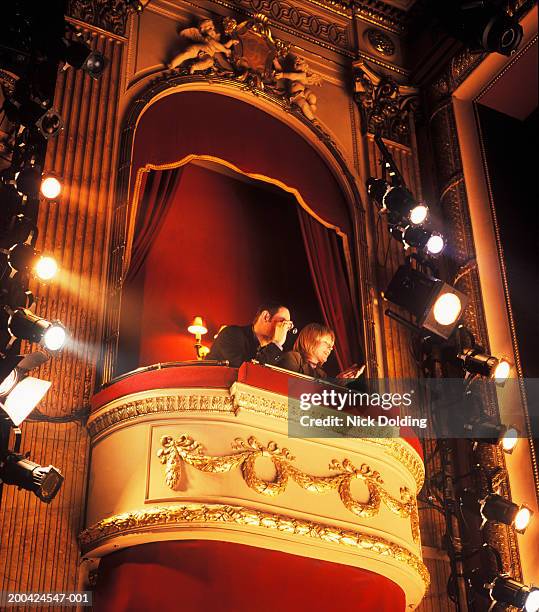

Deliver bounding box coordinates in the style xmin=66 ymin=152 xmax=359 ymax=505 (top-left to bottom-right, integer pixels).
xmin=188 ymin=316 xmax=207 ymax=336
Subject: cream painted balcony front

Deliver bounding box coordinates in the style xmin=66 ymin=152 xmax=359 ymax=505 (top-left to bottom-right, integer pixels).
xmin=81 ymin=362 xmax=428 ymax=609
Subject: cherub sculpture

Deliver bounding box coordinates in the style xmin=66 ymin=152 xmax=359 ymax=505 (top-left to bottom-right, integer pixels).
xmin=168 ymin=19 xmax=239 ymax=74
xmin=274 ymin=55 xmax=322 ymax=121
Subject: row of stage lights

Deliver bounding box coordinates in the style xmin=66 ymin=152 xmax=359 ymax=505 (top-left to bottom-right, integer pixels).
xmin=0 ymin=12 xmax=114 ymax=505
xmin=366 ymin=135 xmax=537 ymax=612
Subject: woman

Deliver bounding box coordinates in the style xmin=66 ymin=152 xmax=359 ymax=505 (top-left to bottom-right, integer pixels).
xmin=278 ymin=323 xmax=335 ymax=379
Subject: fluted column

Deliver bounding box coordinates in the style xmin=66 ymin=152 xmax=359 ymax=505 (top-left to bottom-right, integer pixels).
xmin=0 ymin=14 xmax=126 ymax=595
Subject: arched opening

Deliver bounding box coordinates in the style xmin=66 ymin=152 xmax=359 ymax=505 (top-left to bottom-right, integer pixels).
xmin=114 ymin=90 xmax=365 ymax=377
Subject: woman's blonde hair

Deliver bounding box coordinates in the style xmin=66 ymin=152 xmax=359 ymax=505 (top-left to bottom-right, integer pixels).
xmin=294 ymin=323 xmax=335 ymax=358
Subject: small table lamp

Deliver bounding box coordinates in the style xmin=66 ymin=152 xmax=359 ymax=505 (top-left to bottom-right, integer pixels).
xmin=187 ymin=316 xmax=208 ymax=360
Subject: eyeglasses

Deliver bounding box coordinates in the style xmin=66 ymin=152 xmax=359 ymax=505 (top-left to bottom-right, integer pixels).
xmin=319 ymin=339 xmax=334 ymax=351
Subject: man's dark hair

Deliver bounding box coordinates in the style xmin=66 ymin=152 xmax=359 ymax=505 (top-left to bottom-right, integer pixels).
xmin=252 ymin=302 xmax=287 ymax=324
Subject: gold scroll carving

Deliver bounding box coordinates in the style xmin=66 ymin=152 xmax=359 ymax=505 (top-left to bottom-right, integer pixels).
xmin=157 ymin=434 xmax=420 ymax=544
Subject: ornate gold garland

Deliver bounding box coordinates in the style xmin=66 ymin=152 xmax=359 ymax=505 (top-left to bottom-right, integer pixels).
xmin=158 ymin=434 xmax=420 ymax=543
xmin=79 ymin=502 xmax=429 ymax=589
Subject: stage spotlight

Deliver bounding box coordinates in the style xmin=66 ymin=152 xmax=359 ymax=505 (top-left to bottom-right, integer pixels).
xmin=409 ymin=203 xmax=429 ymax=226
xmin=460 ymin=490 xmax=533 ymax=533
xmin=35 ymin=109 xmax=63 ymax=139
xmin=458 ymin=348 xmax=511 ymax=383
xmin=15 ymin=165 xmax=41 ymax=198
xmin=425 ymin=233 xmax=445 ymax=255
xmin=8 ymin=308 xmax=67 ymax=351
xmin=61 ymin=39 xmax=107 ymax=79
xmin=384 ymin=265 xmax=468 ymax=338
xmin=0 ymin=452 xmax=63 ymax=503
xmin=40 ymin=175 xmax=62 ymax=199
xmin=8 ymin=245 xmax=58 ymax=281
xmin=436 ymin=2 xmax=523 ymax=57
xmin=501 ymin=426 xmax=519 ymax=454
xmin=390 ymin=226 xmax=445 ymax=256
xmin=34 ymin=256 xmax=58 ymax=281
xmin=489 ymin=576 xmax=538 ymax=611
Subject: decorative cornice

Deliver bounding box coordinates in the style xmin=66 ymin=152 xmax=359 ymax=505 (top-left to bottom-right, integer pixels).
xmin=78 ymin=502 xmax=430 ymax=587
xmin=204 ymin=0 xmax=352 ymax=55
xmin=352 ymin=2 xmax=406 ymax=34
xmin=66 ymin=0 xmax=129 ymax=37
xmin=158 ymin=433 xmax=421 ymax=543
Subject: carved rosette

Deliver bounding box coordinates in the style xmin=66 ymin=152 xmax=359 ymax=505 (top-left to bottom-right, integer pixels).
xmin=157 ymin=434 xmax=421 ymax=543
xmin=352 ymin=61 xmax=418 ymax=145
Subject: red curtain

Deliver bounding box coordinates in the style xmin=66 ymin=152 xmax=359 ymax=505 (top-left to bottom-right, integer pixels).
xmin=94 ymin=541 xmax=406 ymax=612
xmin=125 ymin=167 xmax=184 ymax=283
xmin=297 ymin=207 xmax=363 ymax=372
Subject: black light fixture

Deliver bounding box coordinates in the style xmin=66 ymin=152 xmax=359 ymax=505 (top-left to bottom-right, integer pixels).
xmin=389 ymin=225 xmax=446 ymax=256
xmin=8 ymin=308 xmax=66 ymax=351
xmin=3 ymin=94 xmax=63 ymax=139
xmin=366 ymin=179 xmax=429 ymax=226
xmin=8 ymin=243 xmax=59 ymax=281
xmin=15 ymin=164 xmax=41 ymax=199
xmin=0 ymin=451 xmax=63 ymax=503
xmin=464 ymin=414 xmax=510 ymax=441
xmin=471 ymin=572 xmax=539 ymax=611
xmin=460 ymin=489 xmax=533 ymax=533
xmin=384 ymin=265 xmax=468 ymax=338
xmin=435 ymin=1 xmax=523 ymax=57
xmin=458 ymin=347 xmax=511 ymax=383
xmin=60 ymin=38 xmax=107 ymax=80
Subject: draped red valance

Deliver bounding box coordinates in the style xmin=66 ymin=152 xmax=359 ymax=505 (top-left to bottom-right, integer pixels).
xmin=130 ymin=91 xmax=353 ymax=237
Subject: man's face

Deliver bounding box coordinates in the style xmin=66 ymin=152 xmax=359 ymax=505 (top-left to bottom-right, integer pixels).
xmin=263 ymin=307 xmax=291 ymax=335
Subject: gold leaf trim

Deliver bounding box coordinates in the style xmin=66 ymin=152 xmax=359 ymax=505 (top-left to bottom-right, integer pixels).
xmin=78 ymin=502 xmax=429 ymax=588
xmin=158 ymin=434 xmax=420 ymax=543
xmin=87 ymin=392 xmax=424 ymax=489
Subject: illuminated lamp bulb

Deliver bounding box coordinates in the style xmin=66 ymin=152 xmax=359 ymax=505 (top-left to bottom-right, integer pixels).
xmin=425 ymin=233 xmax=445 ymax=255
xmin=42 ymin=324 xmax=67 ymax=351
xmin=493 ymin=358 xmax=511 ymax=382
xmin=188 ymin=316 xmax=208 ymax=336
xmin=40 ymin=175 xmax=62 ymax=199
xmin=433 ymin=292 xmax=462 ymax=326
xmin=501 ymin=427 xmax=519 ymax=454
xmin=34 ymin=256 xmax=58 ymax=281
xmin=409 ymin=203 xmax=429 ymax=225
xmin=514 ymin=506 xmax=533 ymax=533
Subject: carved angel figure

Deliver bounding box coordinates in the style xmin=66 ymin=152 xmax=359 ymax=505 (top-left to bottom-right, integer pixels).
xmin=274 ymin=55 xmax=322 ymax=121
xmin=168 ymin=19 xmax=239 ymax=74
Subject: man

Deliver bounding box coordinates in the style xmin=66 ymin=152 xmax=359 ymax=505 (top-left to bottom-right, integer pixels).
xmin=206 ymin=302 xmax=293 ymax=367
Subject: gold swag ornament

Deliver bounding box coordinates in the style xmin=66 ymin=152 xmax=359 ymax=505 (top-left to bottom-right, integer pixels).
xmin=157 ymin=434 xmax=420 ymax=543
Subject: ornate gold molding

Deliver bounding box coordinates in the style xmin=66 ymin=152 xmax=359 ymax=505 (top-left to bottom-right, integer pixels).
xmin=157 ymin=434 xmax=420 ymax=543
xmin=79 ymin=502 xmax=429 ymax=587
xmin=87 ymin=393 xmax=236 ymax=438
xmin=67 ymin=0 xmax=129 ymax=37
xmin=352 ymin=60 xmax=417 ymax=145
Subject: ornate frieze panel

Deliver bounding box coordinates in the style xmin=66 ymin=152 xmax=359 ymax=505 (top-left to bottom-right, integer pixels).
xmin=352 ymin=60 xmax=418 ymax=144
xmin=158 ymin=433 xmax=420 ymax=543
xmin=67 ymin=0 xmax=129 ymax=37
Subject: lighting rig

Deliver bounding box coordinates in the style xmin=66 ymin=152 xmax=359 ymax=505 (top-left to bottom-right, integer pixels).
xmin=0 ymin=1 xmax=110 ymax=506
xmin=367 ymin=134 xmax=536 ymax=611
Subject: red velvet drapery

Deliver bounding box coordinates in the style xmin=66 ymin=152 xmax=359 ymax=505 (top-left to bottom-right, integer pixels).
xmin=297 ymin=207 xmax=363 ymax=371
xmin=125 ymin=167 xmax=184 ymax=283
xmin=94 ymin=541 xmax=406 ymax=612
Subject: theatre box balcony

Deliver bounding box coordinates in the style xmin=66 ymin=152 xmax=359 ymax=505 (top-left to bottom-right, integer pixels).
xmin=81 ymin=362 xmax=428 ymax=611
